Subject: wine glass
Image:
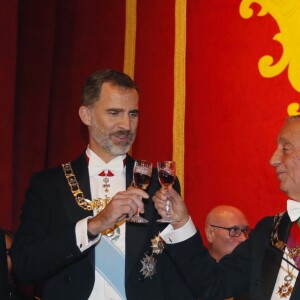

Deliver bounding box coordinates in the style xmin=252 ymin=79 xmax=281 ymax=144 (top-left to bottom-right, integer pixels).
xmin=126 ymin=160 xmax=152 ymax=223
xmin=157 ymin=161 xmax=177 ymax=223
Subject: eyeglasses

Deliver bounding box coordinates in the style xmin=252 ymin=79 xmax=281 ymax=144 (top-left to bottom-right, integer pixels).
xmin=209 ymin=225 xmax=251 ymax=238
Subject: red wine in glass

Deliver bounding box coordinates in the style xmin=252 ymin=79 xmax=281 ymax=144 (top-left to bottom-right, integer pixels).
xmin=157 ymin=161 xmax=177 ymax=223
xmin=158 ymin=170 xmax=175 ymax=188
xmin=126 ymin=160 xmax=152 ymax=223
xmin=134 ymin=172 xmax=151 ymax=190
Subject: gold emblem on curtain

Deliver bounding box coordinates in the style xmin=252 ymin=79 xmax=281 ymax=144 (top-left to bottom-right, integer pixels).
xmin=240 ymin=0 xmax=300 ymax=115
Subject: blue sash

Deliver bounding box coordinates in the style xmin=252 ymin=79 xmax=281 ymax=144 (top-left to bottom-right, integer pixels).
xmin=95 ymin=236 xmax=126 ymax=299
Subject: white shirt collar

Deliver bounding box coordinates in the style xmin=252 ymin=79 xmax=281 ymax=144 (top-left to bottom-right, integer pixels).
xmin=287 ymin=199 xmax=300 ymax=221
xmin=86 ymin=146 xmax=126 ymax=176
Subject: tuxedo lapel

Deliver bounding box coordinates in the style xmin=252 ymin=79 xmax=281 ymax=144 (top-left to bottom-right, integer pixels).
xmin=61 ymin=153 xmax=93 ymax=223
xmin=125 ymin=155 xmax=134 ymax=189
xmin=260 ymin=213 xmax=291 ymax=298
xmin=291 ymin=276 xmax=300 ymax=300
xmin=260 ymin=241 xmax=284 ymax=298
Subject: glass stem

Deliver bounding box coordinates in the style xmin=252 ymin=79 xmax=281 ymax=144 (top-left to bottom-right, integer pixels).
xmin=136 ymin=208 xmax=141 ymax=216
xmin=165 ymin=191 xmax=171 ymax=218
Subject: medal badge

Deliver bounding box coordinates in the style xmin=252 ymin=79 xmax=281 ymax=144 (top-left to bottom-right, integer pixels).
xmin=277 ymin=281 xmax=293 ymax=298
xmin=140 ymin=234 xmax=165 ymax=279
xmin=140 ymin=253 xmax=157 ymax=279
xmin=151 ymin=234 xmax=165 ymax=254
xmin=277 ymin=257 xmax=295 ymax=298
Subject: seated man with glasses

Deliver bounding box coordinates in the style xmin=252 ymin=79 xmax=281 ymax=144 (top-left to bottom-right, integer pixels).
xmin=205 ymin=205 xmax=250 ymax=300
xmin=205 ymin=205 xmax=250 ymax=263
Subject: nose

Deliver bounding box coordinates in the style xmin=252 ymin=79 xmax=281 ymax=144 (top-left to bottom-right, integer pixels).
xmin=119 ymin=115 xmax=131 ymax=131
xmin=270 ymin=147 xmax=281 ymax=167
xmin=237 ymin=233 xmax=247 ymax=243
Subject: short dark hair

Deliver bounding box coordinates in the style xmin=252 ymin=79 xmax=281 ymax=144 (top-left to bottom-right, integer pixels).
xmin=81 ymin=69 xmax=139 ymax=106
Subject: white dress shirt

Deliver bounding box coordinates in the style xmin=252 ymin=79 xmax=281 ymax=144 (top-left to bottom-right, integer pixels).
xmin=75 ymin=147 xmax=126 ymax=300
xmin=160 ymin=217 xmax=196 ymax=244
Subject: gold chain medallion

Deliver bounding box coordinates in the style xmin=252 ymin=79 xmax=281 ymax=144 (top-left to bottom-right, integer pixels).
xmin=62 ymin=162 xmax=119 ymax=237
xmin=62 ymin=162 xmax=111 ymax=214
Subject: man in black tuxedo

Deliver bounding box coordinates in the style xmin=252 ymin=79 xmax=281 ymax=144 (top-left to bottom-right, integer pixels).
xmin=153 ymin=115 xmax=300 ymax=300
xmin=11 ymin=69 xmax=195 ymax=300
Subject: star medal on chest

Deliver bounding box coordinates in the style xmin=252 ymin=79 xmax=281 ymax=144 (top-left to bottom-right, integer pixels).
xmin=277 ymin=278 xmax=293 ymax=298
xmin=277 ymin=258 xmax=295 ymax=298
xmin=140 ymin=234 xmax=165 ymax=279
xmin=140 ymin=253 xmax=157 ymax=279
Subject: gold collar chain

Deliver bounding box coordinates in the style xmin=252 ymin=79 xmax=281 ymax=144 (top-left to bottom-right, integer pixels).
xmin=62 ymin=162 xmax=111 ymax=214
xmin=271 ymin=213 xmax=300 ymax=260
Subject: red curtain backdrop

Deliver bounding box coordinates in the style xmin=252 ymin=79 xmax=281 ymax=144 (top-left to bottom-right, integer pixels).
xmin=11 ymin=0 xmax=127 ymax=230
xmin=0 ymin=1 xmax=18 ymax=230
xmin=134 ymin=0 xmax=175 ymax=162
xmin=1 ymin=0 xmax=297 ymax=238
xmin=184 ymin=1 xmax=293 ymax=233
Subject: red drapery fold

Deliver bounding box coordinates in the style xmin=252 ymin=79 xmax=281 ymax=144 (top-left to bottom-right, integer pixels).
xmin=11 ymin=0 xmax=127 ymax=230
xmin=0 ymin=1 xmax=18 ymax=230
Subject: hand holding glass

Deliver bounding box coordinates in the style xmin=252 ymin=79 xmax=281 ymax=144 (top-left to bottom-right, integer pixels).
xmin=126 ymin=160 xmax=152 ymax=223
xmin=157 ymin=161 xmax=177 ymax=223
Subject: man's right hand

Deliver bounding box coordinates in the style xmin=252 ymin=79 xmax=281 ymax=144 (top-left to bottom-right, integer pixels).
xmin=87 ymin=187 xmax=148 ymax=235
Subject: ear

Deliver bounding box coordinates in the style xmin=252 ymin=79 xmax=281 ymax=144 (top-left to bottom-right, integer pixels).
xmin=205 ymin=225 xmax=215 ymax=243
xmin=79 ymin=106 xmax=92 ymax=126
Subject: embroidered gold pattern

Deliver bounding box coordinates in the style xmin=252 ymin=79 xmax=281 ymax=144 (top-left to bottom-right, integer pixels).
xmin=240 ymin=1 xmax=300 ymax=115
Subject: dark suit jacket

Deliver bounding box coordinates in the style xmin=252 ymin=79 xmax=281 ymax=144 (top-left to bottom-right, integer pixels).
xmin=11 ymin=153 xmax=195 ymax=300
xmin=165 ymin=212 xmax=300 ymax=300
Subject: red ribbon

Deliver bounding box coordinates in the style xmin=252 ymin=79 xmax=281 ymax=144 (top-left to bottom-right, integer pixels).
xmin=98 ymin=170 xmax=114 ymax=177
xmin=287 ymin=219 xmax=300 ymax=267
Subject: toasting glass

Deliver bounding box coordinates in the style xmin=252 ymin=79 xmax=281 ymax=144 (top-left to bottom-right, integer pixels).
xmin=157 ymin=161 xmax=177 ymax=223
xmin=126 ymin=160 xmax=152 ymax=223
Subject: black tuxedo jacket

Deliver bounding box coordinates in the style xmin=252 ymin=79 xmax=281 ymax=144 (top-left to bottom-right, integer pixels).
xmin=165 ymin=211 xmax=300 ymax=300
xmin=11 ymin=154 xmax=196 ymax=300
